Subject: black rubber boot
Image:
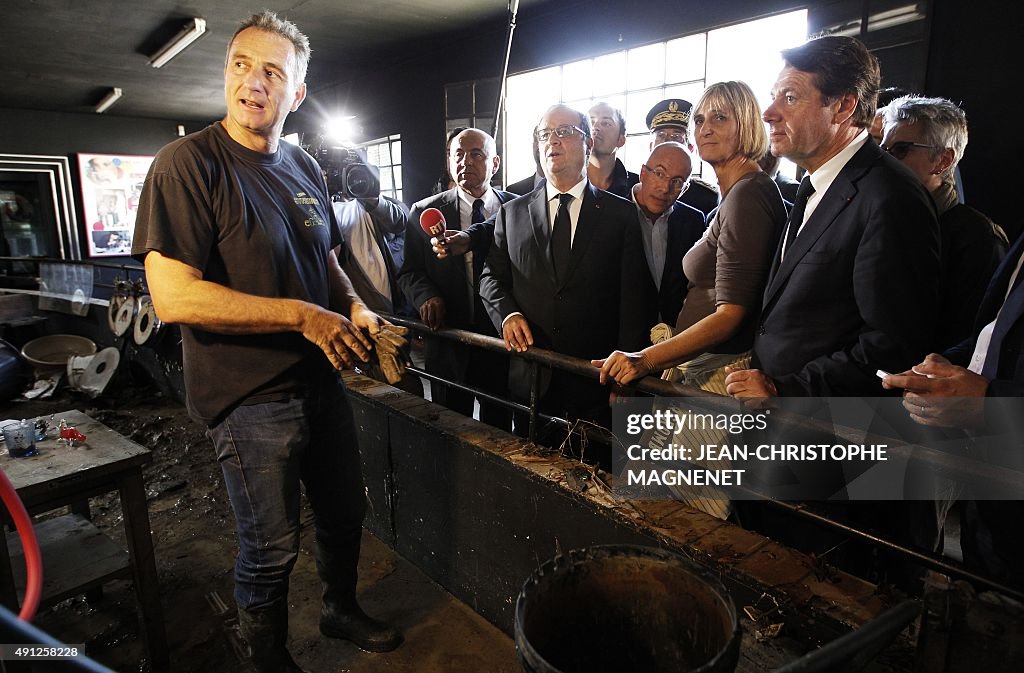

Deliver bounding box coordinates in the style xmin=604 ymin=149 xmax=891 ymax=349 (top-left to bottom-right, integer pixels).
xmin=237 ymin=603 xmax=309 ymax=673
xmin=315 ymin=543 xmax=402 ymax=652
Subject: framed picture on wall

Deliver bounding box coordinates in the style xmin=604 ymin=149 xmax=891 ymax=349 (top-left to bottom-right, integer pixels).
xmin=77 ymin=153 xmax=154 ymax=257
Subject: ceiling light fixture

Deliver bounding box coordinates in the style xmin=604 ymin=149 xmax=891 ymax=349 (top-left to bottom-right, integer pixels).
xmin=149 ymin=17 xmax=207 ymax=69
xmin=95 ymin=87 xmax=123 ymax=114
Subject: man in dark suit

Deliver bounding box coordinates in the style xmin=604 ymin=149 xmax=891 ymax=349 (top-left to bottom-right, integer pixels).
xmin=478 ymin=104 xmax=649 ymax=446
xmin=725 ymin=35 xmax=940 ymax=399
xmin=631 ymin=141 xmax=706 ymax=327
xmin=398 ymin=128 xmax=515 ymax=429
xmin=883 ymin=232 xmax=1024 ymax=588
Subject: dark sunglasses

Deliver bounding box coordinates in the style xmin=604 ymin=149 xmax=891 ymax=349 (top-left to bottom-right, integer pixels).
xmin=882 ymin=141 xmax=938 ymax=160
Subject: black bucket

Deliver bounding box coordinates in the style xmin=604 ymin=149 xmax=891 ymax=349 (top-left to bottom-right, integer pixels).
xmin=514 ymin=545 xmax=740 ymax=673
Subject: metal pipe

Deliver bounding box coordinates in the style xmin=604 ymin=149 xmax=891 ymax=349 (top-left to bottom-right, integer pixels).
xmin=403 ymin=365 xmax=570 ymax=433
xmin=385 ymin=314 xmax=1024 ymax=595
xmin=384 ymin=314 xmax=1024 ymax=494
xmin=767 ymin=499 xmax=1024 ymax=602
xmin=528 ymin=361 xmax=540 ymax=443
xmin=0 ymin=256 xmax=144 ymax=273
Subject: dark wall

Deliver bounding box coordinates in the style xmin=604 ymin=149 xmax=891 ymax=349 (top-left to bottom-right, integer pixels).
xmin=926 ymin=0 xmax=1020 ymax=239
xmin=0 ymin=107 xmax=208 ymax=157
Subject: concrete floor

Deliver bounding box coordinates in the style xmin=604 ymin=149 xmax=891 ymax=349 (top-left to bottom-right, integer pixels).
xmin=6 ymin=388 xmax=520 ymax=673
xmin=255 ymin=529 xmax=522 ymax=673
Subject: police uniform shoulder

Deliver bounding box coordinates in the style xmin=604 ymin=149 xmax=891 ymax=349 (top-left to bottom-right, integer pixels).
xmin=689 ymin=177 xmax=719 ymax=194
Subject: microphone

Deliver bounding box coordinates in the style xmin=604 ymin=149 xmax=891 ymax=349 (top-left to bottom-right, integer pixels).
xmin=419 ymin=208 xmax=446 ymax=238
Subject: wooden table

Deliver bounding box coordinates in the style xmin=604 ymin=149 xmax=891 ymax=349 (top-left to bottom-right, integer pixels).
xmin=0 ymin=409 xmax=168 ymax=669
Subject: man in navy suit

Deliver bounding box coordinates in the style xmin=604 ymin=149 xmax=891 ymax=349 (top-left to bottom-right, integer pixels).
xmin=398 ymin=128 xmax=516 ymax=429
xmin=631 ymin=141 xmax=706 ymax=327
xmin=725 ymin=35 xmax=940 ymax=399
xmin=479 ymin=104 xmax=649 ymax=447
xmin=883 ymin=233 xmax=1024 ymax=588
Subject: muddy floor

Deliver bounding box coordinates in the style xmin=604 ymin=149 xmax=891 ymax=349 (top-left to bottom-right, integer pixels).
xmin=2 ymin=378 xmax=519 ymax=673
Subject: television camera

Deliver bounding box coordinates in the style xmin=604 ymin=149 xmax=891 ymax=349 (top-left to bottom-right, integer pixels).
xmin=304 ymin=134 xmax=380 ymax=201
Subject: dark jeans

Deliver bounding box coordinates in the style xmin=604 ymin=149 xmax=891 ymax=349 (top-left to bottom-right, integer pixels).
xmin=207 ymin=376 xmax=367 ymax=611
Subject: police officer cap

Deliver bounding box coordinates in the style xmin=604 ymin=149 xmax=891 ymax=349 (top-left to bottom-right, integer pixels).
xmin=646 ymin=99 xmax=693 ymax=132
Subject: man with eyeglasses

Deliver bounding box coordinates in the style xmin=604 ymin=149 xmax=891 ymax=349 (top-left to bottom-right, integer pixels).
xmin=398 ymin=128 xmax=516 ymax=430
xmin=632 ymin=142 xmax=706 ymax=326
xmin=478 ymin=104 xmax=649 ymax=460
xmin=587 ymin=102 xmax=638 ymax=199
xmin=646 ymin=98 xmax=720 ymax=217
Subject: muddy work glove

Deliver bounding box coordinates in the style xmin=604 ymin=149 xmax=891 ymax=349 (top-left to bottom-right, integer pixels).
xmin=366 ymin=324 xmax=411 ymax=385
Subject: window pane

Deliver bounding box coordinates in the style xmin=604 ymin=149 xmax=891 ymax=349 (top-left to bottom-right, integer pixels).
xmin=563 ymin=98 xmax=593 ymax=116
xmin=621 ymin=136 xmax=650 ymax=175
xmin=475 ymin=116 xmax=494 ymax=135
xmin=627 ymin=43 xmax=664 ymax=90
xmin=364 ymin=144 xmax=381 ymax=166
xmin=625 ymin=88 xmax=665 ymax=137
xmin=664 ymin=82 xmax=705 ymax=110
xmin=394 ymin=167 xmax=403 ymax=189
xmin=777 ymin=157 xmax=798 ymax=180
xmin=591 ymin=51 xmax=626 ymax=96
xmin=666 ymin=34 xmax=707 ymax=83
xmin=505 ymin=66 xmax=560 ymax=181
xmin=447 ymin=118 xmax=471 ymax=134
xmin=379 ymin=167 xmax=393 ymax=191
xmin=706 ymin=11 xmax=807 ymax=110
xmin=561 ymin=59 xmax=593 ymax=101
xmin=446 ymin=82 xmax=474 ymax=118
xmin=476 ymin=78 xmax=500 ymax=115
xmin=391 ymin=141 xmax=401 ymax=165
xmin=376 ymin=143 xmax=391 ymax=166
xmin=500 ymin=10 xmax=806 ymax=191
xmin=507 ymin=66 xmax=561 ymax=105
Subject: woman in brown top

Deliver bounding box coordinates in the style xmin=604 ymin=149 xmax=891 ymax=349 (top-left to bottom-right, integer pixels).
xmin=594 ymin=81 xmax=787 ymax=394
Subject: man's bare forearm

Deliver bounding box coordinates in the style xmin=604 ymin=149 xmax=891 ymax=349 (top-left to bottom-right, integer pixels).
xmin=145 ymin=249 xmax=335 ymax=335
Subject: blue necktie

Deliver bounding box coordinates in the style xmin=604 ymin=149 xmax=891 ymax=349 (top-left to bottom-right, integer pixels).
xmin=471 ymin=198 xmax=485 ymax=226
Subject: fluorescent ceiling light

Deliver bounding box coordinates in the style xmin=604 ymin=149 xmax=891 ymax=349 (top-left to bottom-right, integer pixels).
xmin=150 ymin=18 xmax=207 ymax=68
xmin=823 ymin=3 xmax=925 ymax=36
xmin=95 ymin=88 xmax=123 ymax=114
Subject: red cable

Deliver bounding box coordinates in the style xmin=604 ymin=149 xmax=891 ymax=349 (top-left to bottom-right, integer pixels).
xmin=0 ymin=467 xmax=42 ymax=621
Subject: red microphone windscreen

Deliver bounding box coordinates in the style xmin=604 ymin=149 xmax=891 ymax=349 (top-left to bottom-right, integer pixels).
xmin=419 ymin=208 xmax=446 ymax=238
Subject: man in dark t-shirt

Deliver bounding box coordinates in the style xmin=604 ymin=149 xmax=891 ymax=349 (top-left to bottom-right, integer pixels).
xmin=132 ymin=12 xmax=400 ymax=672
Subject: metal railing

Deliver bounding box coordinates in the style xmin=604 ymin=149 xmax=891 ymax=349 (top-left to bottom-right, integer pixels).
xmin=381 ymin=313 xmax=1024 ymax=601
xmin=0 ymin=256 xmax=146 ymax=298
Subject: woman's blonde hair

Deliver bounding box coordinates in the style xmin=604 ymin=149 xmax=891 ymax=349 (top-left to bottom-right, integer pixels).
xmin=694 ymin=81 xmax=768 ymax=161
